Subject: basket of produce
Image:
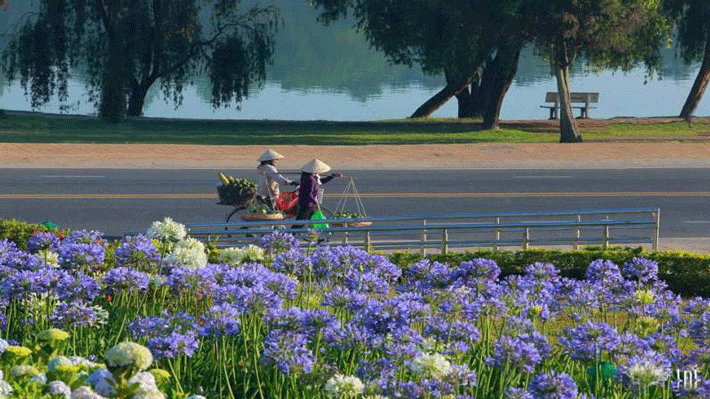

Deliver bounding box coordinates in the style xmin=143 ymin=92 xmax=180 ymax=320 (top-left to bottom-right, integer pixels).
xmin=241 ymin=204 xmax=285 ymax=221
xmin=331 ymin=212 xmax=372 ymax=227
xmin=216 ymin=172 xmax=257 ymax=207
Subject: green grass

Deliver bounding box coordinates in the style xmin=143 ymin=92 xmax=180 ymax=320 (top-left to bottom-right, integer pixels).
xmin=0 ymin=112 xmax=707 ymax=145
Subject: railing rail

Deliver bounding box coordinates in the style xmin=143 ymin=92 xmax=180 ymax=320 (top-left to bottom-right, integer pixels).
xmin=185 ymin=207 xmax=661 ymax=254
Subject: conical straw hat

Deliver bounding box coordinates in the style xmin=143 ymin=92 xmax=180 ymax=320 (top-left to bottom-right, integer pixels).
xmin=301 ymin=158 xmax=331 ymax=174
xmin=258 ymin=149 xmax=285 ymax=162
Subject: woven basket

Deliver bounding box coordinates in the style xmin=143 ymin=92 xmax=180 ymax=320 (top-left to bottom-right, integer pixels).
xmin=241 ymin=212 xmax=285 ymax=221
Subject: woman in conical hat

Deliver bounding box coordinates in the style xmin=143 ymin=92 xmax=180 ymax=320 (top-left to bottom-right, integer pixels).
xmin=256 ymin=149 xmax=297 ymax=209
xmin=294 ymin=159 xmax=341 ymax=227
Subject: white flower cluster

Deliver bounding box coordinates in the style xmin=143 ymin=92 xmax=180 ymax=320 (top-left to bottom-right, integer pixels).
xmin=0 ymin=371 xmax=13 ymax=399
xmin=0 ymin=338 xmax=7 ymax=355
xmin=218 ymin=244 xmax=265 ymax=266
xmin=627 ymin=354 xmax=670 ymax=387
xmin=324 ymin=374 xmax=364 ymax=398
xmin=147 ymin=217 xmax=187 ymax=242
xmin=105 ymin=342 xmax=153 ymax=371
xmin=409 ymin=353 xmax=452 ymax=379
xmin=48 ymin=355 xmax=101 ymax=374
xmin=164 ymin=238 xmax=208 ymax=269
xmin=70 ymin=386 xmax=106 ymax=399
xmin=38 ymin=248 xmax=59 ymax=267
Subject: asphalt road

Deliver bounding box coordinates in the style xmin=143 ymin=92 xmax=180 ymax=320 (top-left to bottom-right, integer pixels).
xmin=0 ymin=168 xmax=708 ymax=239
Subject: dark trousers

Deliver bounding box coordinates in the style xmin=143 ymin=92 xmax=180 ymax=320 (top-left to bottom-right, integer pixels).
xmin=292 ymin=206 xmax=316 ymax=229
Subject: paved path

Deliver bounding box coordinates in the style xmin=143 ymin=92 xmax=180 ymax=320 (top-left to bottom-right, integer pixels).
xmin=1 ymin=142 xmax=710 ymax=169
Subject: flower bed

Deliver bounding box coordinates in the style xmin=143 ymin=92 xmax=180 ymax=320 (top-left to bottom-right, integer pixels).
xmin=0 ymin=219 xmax=709 ymax=398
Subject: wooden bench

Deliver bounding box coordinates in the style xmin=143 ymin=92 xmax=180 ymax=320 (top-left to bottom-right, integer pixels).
xmin=541 ymin=92 xmax=599 ymax=119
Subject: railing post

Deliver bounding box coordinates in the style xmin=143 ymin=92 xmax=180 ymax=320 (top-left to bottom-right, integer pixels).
xmin=523 ymin=227 xmax=530 ymax=250
xmin=603 ymin=225 xmax=609 ymax=249
xmin=652 ymin=209 xmax=660 ymax=251
xmin=442 ymin=229 xmax=448 ymax=255
xmin=343 ymin=223 xmax=348 ymax=244
xmin=574 ymin=214 xmax=581 ymax=250
xmin=364 ymin=230 xmax=371 ymax=252
xmin=494 ymin=217 xmax=500 ymax=251
xmin=421 ymin=219 xmax=427 ymax=256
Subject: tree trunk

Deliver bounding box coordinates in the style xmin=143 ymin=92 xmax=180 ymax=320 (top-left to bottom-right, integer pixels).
xmin=482 ymin=44 xmax=522 ymax=130
xmin=99 ymin=4 xmax=127 ymax=123
xmin=100 ymin=41 xmax=127 ymax=123
xmin=553 ymin=42 xmax=581 ymax=143
xmin=680 ymin=36 xmax=710 ymax=119
xmin=455 ymin=86 xmax=475 ymax=118
xmin=127 ymin=81 xmax=149 ymax=117
xmin=410 ymin=77 xmax=471 ymax=118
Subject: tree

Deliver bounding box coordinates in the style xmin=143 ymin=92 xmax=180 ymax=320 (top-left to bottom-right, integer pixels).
xmin=2 ymin=0 xmax=279 ymax=122
xmin=311 ymin=0 xmax=525 ymax=128
xmin=664 ymin=0 xmax=710 ymax=119
xmin=523 ymin=0 xmax=669 ymax=142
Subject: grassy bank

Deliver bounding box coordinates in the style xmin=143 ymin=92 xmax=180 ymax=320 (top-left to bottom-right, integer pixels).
xmin=0 ymin=111 xmax=709 ymax=145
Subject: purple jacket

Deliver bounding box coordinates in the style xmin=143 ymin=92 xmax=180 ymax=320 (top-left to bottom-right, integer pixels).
xmin=298 ymin=173 xmax=334 ymax=209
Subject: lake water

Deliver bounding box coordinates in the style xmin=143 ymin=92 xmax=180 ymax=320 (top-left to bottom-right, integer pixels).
xmin=0 ymin=0 xmax=708 ymax=121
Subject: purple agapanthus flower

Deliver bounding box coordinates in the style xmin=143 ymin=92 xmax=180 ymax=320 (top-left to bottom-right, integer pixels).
xmin=261 ymin=330 xmax=315 ymax=375
xmin=528 ymin=371 xmax=578 ymax=399
xmin=200 ymin=303 xmax=241 ymax=337
xmin=57 ymin=242 xmax=105 ymax=272
xmin=585 ymin=259 xmax=624 ymax=286
xmin=258 ymin=232 xmax=300 ymax=256
xmin=50 ymin=301 xmax=101 ymax=328
xmin=130 ymin=311 xmax=200 ymax=359
xmin=102 ymin=267 xmax=149 ymax=294
xmin=485 ymin=335 xmax=543 ymax=373
xmin=559 ymin=320 xmax=620 ymax=362
xmin=63 ymin=229 xmax=104 ymax=244
xmin=114 ymin=235 xmax=160 ymax=271
xmin=622 ymin=257 xmax=659 ymax=284
xmin=26 ymin=232 xmax=61 ymax=254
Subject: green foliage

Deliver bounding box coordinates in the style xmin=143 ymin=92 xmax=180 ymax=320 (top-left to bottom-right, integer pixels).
xmin=663 ymin=0 xmax=710 ymax=63
xmin=389 ymin=246 xmax=710 ymax=297
xmin=0 ymin=218 xmax=61 ymax=249
xmin=2 ymin=0 xmax=280 ymax=120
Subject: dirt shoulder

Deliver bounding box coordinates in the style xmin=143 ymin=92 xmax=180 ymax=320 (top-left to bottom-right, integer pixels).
xmin=1 ymin=141 xmax=709 ymax=169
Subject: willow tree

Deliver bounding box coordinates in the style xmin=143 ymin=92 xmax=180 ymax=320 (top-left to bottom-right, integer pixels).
xmin=664 ymin=0 xmax=710 ymax=118
xmin=310 ymin=0 xmax=525 ymax=128
xmin=3 ymin=0 xmax=279 ymax=122
xmin=523 ymin=0 xmax=669 ymax=142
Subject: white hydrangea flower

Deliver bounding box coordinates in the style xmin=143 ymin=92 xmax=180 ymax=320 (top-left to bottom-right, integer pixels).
xmin=186 ymin=396 xmax=208 ymax=399
xmin=48 ymin=356 xmax=74 ymax=373
xmin=129 ymin=372 xmax=163 ymax=398
xmin=105 ymin=342 xmax=153 ymax=372
xmin=30 ymin=372 xmax=47 ymax=384
xmin=10 ymin=365 xmax=40 ymax=378
xmin=164 ymin=238 xmax=207 ymax=269
xmin=70 ymin=386 xmax=107 ymax=399
xmin=409 ymin=353 xmax=451 ymax=379
xmin=0 ymin=380 xmax=13 ymax=399
xmin=86 ymin=368 xmax=116 ymax=397
xmin=241 ymin=244 xmax=265 ymax=263
xmin=147 ymin=217 xmax=186 ymax=242
xmin=0 ymin=339 xmax=7 ymax=355
xmin=324 ymin=374 xmax=364 ymax=398
xmin=218 ymin=247 xmax=245 ymax=266
xmin=47 ymin=380 xmax=71 ymax=398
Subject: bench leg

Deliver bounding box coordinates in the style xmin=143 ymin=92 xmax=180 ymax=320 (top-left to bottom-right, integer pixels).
xmin=549 ymin=107 xmax=556 ymax=120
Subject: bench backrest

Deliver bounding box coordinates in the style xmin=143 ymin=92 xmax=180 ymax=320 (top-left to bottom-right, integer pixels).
xmin=545 ymin=92 xmax=599 ymax=103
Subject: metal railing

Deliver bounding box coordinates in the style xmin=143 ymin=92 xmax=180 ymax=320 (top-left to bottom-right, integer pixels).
xmin=185 ymin=207 xmax=660 ymax=254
